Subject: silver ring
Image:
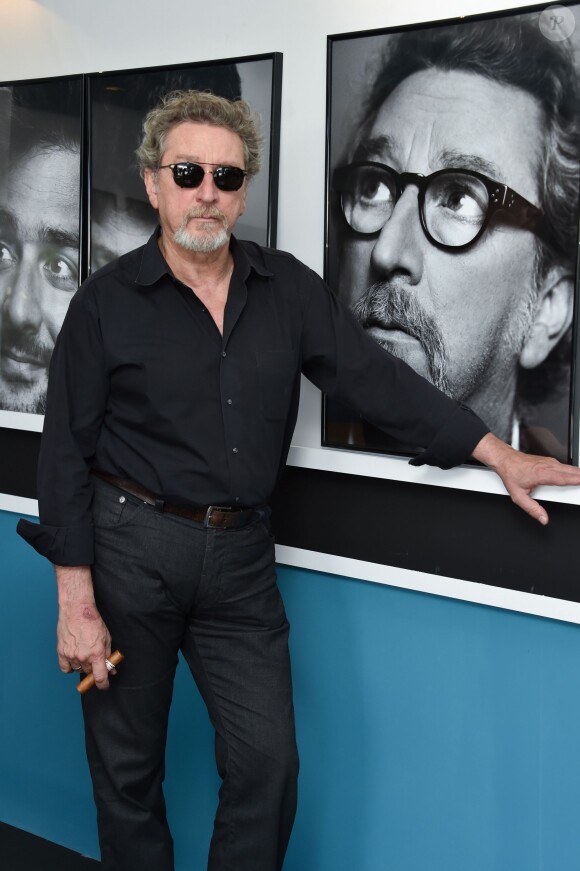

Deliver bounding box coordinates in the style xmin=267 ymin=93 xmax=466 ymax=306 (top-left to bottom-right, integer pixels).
xmin=105 ymin=659 xmax=115 ymax=672
xmin=72 ymin=665 xmax=82 ymax=671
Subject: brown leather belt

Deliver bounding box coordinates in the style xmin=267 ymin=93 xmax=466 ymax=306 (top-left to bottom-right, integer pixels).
xmin=92 ymin=470 xmax=256 ymax=529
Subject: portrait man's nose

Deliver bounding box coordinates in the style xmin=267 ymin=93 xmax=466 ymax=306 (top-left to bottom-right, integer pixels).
xmin=2 ymin=258 xmax=43 ymax=333
xmin=369 ymin=187 xmax=425 ymax=283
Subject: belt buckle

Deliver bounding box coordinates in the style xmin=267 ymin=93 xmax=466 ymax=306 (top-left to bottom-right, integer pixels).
xmin=204 ymin=505 xmax=233 ymax=528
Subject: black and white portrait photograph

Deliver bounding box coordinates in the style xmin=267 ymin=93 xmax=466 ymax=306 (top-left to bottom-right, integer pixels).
xmin=324 ymin=3 xmax=580 ymax=464
xmin=0 ymin=77 xmax=82 ymax=430
xmin=88 ymin=55 xmax=281 ymax=273
xmin=0 ymin=55 xmax=281 ymax=437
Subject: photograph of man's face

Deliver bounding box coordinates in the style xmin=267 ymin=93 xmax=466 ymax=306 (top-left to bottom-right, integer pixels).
xmin=0 ymin=81 xmax=82 ymax=424
xmin=0 ymin=140 xmax=80 ymax=415
xmin=325 ymin=7 xmax=580 ymax=462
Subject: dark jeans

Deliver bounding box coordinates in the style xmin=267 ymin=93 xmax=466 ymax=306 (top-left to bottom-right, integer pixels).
xmin=82 ymin=478 xmax=299 ymax=871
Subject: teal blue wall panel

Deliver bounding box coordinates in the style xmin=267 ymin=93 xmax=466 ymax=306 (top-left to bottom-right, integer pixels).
xmin=2 ymin=509 xmax=580 ymax=870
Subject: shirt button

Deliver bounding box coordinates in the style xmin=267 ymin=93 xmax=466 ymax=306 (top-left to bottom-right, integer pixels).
xmin=119 ymin=496 xmax=126 ymax=504
xmin=222 ymin=351 xmax=227 ymax=358
xmin=234 ymin=496 xmax=240 ymax=502
xmin=232 ymin=447 xmax=239 ymax=454
xmin=227 ymin=399 xmax=233 ymax=406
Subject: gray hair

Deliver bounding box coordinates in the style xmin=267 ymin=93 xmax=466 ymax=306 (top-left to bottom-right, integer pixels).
xmin=136 ymin=89 xmax=262 ymax=179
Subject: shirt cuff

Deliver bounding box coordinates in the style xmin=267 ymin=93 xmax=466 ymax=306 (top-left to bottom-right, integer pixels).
xmin=409 ymin=404 xmax=489 ymax=470
xmin=16 ymin=519 xmax=94 ymax=566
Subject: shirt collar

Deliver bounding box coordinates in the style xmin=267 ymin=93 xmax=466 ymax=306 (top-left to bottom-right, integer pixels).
xmin=134 ymin=227 xmax=170 ymax=286
xmin=134 ymin=226 xmax=273 ymax=287
xmin=230 ymin=235 xmax=274 ymax=280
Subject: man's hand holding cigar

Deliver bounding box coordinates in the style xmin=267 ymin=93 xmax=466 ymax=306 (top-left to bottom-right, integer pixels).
xmin=55 ymin=565 xmax=114 ymax=691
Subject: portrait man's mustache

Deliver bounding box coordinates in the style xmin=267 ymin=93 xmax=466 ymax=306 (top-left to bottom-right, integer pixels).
xmin=0 ymin=318 xmax=51 ymax=414
xmin=0 ymin=319 xmax=53 ymax=377
xmin=352 ymin=283 xmax=450 ymax=395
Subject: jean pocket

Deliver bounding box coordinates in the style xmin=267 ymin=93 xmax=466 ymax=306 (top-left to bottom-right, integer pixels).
xmin=92 ymin=485 xmax=146 ymax=529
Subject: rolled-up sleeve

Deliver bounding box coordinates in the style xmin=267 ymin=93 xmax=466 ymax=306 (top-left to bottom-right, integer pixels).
xmin=297 ymin=263 xmax=489 ymax=468
xmin=16 ymin=520 xmax=96 ymax=566
xmin=16 ymin=285 xmax=109 ymax=565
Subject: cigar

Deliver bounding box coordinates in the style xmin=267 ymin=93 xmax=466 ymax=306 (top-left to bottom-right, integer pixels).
xmin=76 ymin=650 xmax=124 ymax=694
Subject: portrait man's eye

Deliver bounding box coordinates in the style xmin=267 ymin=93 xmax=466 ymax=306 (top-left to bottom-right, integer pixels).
xmin=41 ymin=250 xmax=78 ymax=289
xmin=357 ymin=169 xmax=394 ymax=208
xmin=432 ymin=177 xmax=487 ymax=226
xmin=0 ymin=240 xmax=17 ymax=268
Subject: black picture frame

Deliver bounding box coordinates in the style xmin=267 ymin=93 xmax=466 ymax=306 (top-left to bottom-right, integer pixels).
xmin=0 ymin=74 xmax=83 ymax=433
xmin=322 ymin=2 xmax=580 ymax=467
xmin=0 ymin=53 xmax=282 ymax=509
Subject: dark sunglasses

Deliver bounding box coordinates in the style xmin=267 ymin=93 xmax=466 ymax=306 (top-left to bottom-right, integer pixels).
xmin=158 ymin=162 xmax=247 ymax=191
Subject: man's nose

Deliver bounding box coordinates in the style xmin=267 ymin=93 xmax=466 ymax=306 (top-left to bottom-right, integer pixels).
xmin=370 ymin=187 xmax=424 ymax=282
xmin=195 ymin=172 xmax=219 ymax=202
xmin=2 ymin=260 xmax=42 ymax=332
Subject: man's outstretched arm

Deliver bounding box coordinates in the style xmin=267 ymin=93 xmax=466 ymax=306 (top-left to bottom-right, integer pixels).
xmin=472 ymin=432 xmax=580 ymax=525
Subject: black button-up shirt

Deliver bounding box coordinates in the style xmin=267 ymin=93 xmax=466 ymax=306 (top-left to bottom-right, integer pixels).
xmin=17 ymin=231 xmax=488 ymax=565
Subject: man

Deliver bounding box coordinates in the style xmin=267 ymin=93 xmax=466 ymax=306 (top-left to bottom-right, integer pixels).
xmin=329 ymin=16 xmax=580 ymax=459
xmin=0 ymin=136 xmax=80 ymax=414
xmin=17 ymin=90 xmax=580 ymax=871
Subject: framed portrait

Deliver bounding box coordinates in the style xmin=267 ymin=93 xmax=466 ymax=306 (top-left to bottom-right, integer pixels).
xmin=0 ymin=54 xmax=282 ymax=511
xmin=87 ymin=54 xmax=282 ymax=274
xmin=323 ymin=2 xmax=580 ymax=466
xmin=0 ymin=75 xmax=83 ymax=434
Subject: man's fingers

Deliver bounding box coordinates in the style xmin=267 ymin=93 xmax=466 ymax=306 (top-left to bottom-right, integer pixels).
xmin=509 ymin=488 xmax=549 ymax=525
xmin=58 ymin=654 xmax=73 ymax=673
xmin=57 ymin=649 xmax=106 ymax=677
xmin=523 ymin=456 xmax=580 ymax=486
xmin=90 ymin=659 xmax=111 ymax=690
xmin=491 ymin=448 xmax=580 ymax=525
xmin=537 ymin=464 xmax=580 ymax=487
xmin=59 ymin=653 xmax=111 ymax=688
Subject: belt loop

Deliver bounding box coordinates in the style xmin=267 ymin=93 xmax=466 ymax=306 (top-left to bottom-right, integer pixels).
xmin=154 ymin=499 xmax=165 ymax=514
xmin=204 ymin=506 xmax=213 ymax=527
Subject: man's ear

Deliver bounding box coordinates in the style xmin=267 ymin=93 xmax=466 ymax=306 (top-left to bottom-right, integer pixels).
xmin=144 ymin=168 xmax=159 ymax=210
xmin=519 ymin=269 xmax=574 ymax=369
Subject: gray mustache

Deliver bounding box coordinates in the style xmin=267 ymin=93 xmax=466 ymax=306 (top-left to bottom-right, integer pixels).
xmin=352 ymin=283 xmax=451 ymax=394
